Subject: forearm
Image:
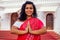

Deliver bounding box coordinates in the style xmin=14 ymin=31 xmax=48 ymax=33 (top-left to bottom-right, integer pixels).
xmin=11 ymin=29 xmax=27 ymax=35
xmin=11 ymin=27 xmax=27 ymax=35
xmin=29 ymin=27 xmax=46 ymax=35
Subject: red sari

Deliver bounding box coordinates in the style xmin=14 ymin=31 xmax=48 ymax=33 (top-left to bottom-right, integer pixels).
xmin=17 ymin=17 xmax=44 ymax=40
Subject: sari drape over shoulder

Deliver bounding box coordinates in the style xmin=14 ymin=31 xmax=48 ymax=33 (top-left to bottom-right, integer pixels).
xmin=17 ymin=17 xmax=44 ymax=40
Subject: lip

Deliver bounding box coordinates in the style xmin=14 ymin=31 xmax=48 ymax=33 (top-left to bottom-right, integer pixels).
xmin=27 ymin=12 xmax=31 ymax=13
xmin=27 ymin=11 xmax=32 ymax=13
xmin=27 ymin=12 xmax=32 ymax=14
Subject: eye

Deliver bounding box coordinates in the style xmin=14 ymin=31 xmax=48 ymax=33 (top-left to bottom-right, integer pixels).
xmin=25 ymin=7 xmax=28 ymax=9
xmin=30 ymin=7 xmax=33 ymax=9
xmin=25 ymin=7 xmax=33 ymax=10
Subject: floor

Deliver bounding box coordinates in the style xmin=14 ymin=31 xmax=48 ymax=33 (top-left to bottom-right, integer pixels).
xmin=0 ymin=31 xmax=60 ymax=40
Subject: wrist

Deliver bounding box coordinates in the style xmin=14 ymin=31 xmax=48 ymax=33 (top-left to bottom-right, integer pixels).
xmin=29 ymin=28 xmax=32 ymax=33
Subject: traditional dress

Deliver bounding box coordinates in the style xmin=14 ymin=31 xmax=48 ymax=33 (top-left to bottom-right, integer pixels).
xmin=13 ymin=17 xmax=44 ymax=40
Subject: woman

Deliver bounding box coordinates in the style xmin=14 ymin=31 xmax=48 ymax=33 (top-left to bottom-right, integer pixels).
xmin=11 ymin=1 xmax=46 ymax=40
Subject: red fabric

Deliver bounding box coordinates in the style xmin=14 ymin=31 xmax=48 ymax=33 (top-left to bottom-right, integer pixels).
xmin=17 ymin=17 xmax=44 ymax=40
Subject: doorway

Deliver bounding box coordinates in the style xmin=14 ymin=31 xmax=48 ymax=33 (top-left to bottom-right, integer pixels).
xmin=11 ymin=12 xmax=18 ymax=27
xmin=46 ymin=13 xmax=54 ymax=30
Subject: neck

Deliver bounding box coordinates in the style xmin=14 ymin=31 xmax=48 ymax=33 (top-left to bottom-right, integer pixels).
xmin=27 ymin=16 xmax=32 ymax=19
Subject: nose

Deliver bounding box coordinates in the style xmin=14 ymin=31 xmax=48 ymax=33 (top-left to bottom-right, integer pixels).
xmin=28 ymin=8 xmax=31 ymax=11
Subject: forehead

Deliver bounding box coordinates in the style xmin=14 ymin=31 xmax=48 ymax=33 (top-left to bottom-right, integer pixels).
xmin=25 ymin=4 xmax=33 ymax=7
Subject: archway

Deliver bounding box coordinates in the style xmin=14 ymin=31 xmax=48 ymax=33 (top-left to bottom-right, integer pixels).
xmin=46 ymin=13 xmax=54 ymax=30
xmin=11 ymin=12 xmax=18 ymax=27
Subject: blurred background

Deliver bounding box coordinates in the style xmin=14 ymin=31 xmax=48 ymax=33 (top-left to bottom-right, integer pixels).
xmin=0 ymin=0 xmax=60 ymax=40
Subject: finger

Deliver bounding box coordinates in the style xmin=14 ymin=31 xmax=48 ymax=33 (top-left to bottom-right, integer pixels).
xmin=28 ymin=21 xmax=30 ymax=25
xmin=28 ymin=21 xmax=29 ymax=24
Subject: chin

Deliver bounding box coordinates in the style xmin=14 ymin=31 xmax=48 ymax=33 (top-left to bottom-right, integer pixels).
xmin=27 ymin=14 xmax=32 ymax=16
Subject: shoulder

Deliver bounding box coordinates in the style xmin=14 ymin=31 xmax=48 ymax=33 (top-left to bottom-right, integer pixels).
xmin=14 ymin=19 xmax=24 ymax=25
xmin=12 ymin=19 xmax=24 ymax=28
xmin=33 ymin=17 xmax=41 ymax=21
xmin=33 ymin=17 xmax=43 ymax=23
xmin=16 ymin=19 xmax=24 ymax=22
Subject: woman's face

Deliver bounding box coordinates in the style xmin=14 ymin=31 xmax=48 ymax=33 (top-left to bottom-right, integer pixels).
xmin=25 ymin=4 xmax=34 ymax=16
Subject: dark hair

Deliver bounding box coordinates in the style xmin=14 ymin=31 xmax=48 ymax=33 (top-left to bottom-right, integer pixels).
xmin=19 ymin=1 xmax=37 ymax=21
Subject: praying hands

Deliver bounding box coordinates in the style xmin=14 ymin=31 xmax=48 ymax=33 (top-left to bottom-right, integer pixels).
xmin=26 ymin=21 xmax=46 ymax=35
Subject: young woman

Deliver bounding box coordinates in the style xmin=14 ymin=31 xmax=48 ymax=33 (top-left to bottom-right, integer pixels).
xmin=11 ymin=1 xmax=46 ymax=40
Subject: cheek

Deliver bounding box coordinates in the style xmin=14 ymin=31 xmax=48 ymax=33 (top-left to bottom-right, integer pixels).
xmin=31 ymin=9 xmax=34 ymax=13
xmin=30 ymin=10 xmax=34 ymax=15
xmin=25 ymin=9 xmax=34 ymax=14
xmin=25 ymin=10 xmax=28 ymax=15
xmin=25 ymin=9 xmax=28 ymax=13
